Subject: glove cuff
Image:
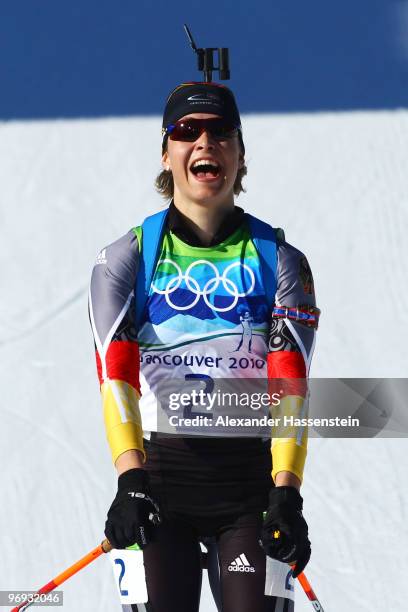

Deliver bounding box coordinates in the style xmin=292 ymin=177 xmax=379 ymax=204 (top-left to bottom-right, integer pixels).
xmin=118 ymin=468 xmax=149 ymax=492
xmin=269 ymin=486 xmax=303 ymax=510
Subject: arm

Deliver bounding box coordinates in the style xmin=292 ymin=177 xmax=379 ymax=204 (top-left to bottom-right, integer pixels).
xmin=261 ymin=240 xmax=318 ymax=576
xmin=89 ymin=229 xmax=145 ymax=469
xmin=274 ymin=471 xmax=301 ymax=490
xmin=115 ymin=449 xmax=144 ymax=475
xmin=90 ymin=231 xmax=164 ymax=549
xmin=268 ymin=241 xmax=319 ymax=487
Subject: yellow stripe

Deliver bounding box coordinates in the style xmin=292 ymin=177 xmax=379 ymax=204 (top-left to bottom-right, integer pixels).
xmin=271 ymin=439 xmax=307 ymax=483
xmin=101 ymin=380 xmax=145 ymax=463
xmin=107 ymin=422 xmax=145 ymax=464
xmin=270 ymin=395 xmax=308 ymax=483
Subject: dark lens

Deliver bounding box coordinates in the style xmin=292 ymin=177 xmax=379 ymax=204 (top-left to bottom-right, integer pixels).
xmin=168 ymin=120 xmax=201 ymax=142
xmin=166 ymin=118 xmax=238 ymax=142
xmin=208 ymin=119 xmax=238 ymax=139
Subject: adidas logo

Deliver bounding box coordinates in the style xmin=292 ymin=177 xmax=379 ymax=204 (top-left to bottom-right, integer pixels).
xmin=228 ymin=553 xmax=255 ymax=573
xmin=95 ymin=249 xmax=107 ymax=265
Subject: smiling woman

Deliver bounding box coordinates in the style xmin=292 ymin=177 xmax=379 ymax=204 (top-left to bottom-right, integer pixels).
xmin=155 ymin=82 xmax=249 ymax=246
xmin=156 ymin=83 xmax=248 ymax=202
xmin=163 ymin=111 xmax=244 ymax=213
xmin=89 ymin=78 xmax=319 ymax=612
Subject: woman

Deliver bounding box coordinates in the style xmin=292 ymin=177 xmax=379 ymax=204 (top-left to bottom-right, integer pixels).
xmin=89 ymin=81 xmax=319 ymax=611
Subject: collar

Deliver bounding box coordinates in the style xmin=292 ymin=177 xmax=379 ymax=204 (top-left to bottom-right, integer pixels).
xmin=167 ymin=201 xmax=245 ymax=247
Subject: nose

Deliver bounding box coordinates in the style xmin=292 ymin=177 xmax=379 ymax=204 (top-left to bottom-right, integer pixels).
xmin=195 ymin=129 xmax=215 ymax=149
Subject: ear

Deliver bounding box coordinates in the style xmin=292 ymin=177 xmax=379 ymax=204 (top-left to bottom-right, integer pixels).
xmin=162 ymin=151 xmax=170 ymax=172
xmin=238 ymin=151 xmax=245 ymax=169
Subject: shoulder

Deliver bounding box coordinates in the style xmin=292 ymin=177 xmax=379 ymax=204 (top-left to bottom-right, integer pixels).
xmin=95 ymin=227 xmax=140 ymax=262
xmin=92 ymin=228 xmax=140 ymax=286
xmin=277 ymin=235 xmax=309 ymax=269
xmin=275 ymin=234 xmax=316 ymax=304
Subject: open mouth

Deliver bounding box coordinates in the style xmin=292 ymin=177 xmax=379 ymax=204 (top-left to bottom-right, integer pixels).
xmin=190 ymin=159 xmax=221 ymax=180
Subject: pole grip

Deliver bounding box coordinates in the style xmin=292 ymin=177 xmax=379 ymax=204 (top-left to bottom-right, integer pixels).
xmin=101 ymin=539 xmax=113 ymax=553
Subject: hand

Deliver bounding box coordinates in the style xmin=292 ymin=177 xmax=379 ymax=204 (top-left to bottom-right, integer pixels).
xmin=105 ymin=468 xmax=161 ymax=549
xmin=260 ymin=486 xmax=311 ymax=578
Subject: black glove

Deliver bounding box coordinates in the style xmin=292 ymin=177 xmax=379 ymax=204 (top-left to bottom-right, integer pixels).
xmin=260 ymin=486 xmax=311 ymax=578
xmin=105 ymin=468 xmax=161 ymax=550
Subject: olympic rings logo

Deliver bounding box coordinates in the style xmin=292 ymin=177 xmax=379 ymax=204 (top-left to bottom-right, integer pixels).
xmin=151 ymin=258 xmax=256 ymax=312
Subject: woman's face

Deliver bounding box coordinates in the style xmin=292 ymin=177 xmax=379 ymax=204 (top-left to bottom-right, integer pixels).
xmin=162 ymin=113 xmax=244 ymax=207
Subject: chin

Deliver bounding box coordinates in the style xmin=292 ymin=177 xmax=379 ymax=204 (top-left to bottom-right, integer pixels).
xmin=189 ymin=181 xmax=233 ymax=204
xmin=190 ymin=189 xmax=227 ymax=206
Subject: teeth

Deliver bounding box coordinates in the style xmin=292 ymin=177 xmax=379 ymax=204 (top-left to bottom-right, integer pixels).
xmin=192 ymin=159 xmax=219 ymax=168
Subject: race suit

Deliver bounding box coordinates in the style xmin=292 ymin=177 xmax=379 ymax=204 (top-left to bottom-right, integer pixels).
xmin=89 ymin=202 xmax=318 ymax=612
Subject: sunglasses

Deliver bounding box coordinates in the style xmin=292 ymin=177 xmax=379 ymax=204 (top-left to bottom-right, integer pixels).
xmin=164 ymin=118 xmax=239 ymax=142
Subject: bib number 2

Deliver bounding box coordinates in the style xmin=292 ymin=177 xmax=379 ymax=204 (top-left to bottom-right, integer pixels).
xmin=109 ymin=548 xmax=148 ymax=604
xmin=183 ymin=374 xmax=214 ymax=419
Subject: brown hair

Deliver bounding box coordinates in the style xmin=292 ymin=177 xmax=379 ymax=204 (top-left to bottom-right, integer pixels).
xmin=155 ymin=164 xmax=247 ymax=200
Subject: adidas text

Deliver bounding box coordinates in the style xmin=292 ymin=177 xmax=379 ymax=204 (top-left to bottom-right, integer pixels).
xmin=228 ymin=564 xmax=255 ymax=573
xmin=228 ymin=553 xmax=255 ymax=573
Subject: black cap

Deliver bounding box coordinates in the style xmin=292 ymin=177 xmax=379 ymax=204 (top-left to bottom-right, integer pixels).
xmin=162 ymin=82 xmax=244 ymax=153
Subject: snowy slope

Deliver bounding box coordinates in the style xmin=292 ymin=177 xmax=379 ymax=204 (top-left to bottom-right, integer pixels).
xmin=1 ymin=112 xmax=407 ymax=611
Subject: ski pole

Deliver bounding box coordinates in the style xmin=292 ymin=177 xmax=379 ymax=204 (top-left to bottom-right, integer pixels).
xmin=10 ymin=539 xmax=113 ymax=612
xmin=269 ymin=525 xmax=325 ymax=611
xmin=291 ymin=564 xmax=325 ymax=611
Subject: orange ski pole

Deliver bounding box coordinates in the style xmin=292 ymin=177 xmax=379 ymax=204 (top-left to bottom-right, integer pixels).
xmin=291 ymin=564 xmax=325 ymax=611
xmin=10 ymin=539 xmax=113 ymax=612
xmin=269 ymin=525 xmax=325 ymax=610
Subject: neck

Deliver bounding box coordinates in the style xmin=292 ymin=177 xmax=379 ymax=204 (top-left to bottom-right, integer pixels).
xmin=172 ymin=196 xmax=235 ymax=247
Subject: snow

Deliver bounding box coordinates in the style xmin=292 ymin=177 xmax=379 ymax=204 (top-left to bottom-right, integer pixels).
xmin=1 ymin=111 xmax=407 ymax=611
